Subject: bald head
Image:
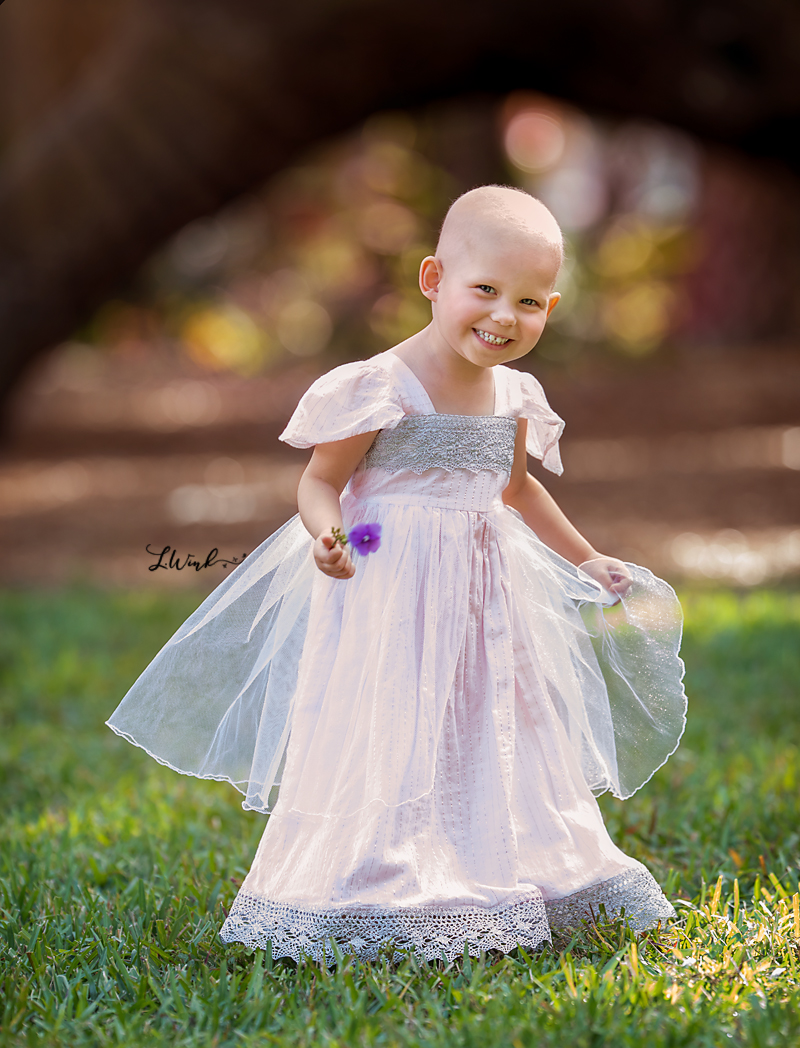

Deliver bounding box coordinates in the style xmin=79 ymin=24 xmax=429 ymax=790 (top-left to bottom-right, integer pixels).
xmin=437 ymin=186 xmax=563 ymax=284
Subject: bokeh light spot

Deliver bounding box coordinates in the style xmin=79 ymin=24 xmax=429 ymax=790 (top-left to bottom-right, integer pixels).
xmin=594 ymin=222 xmax=656 ymax=278
xmin=505 ymin=110 xmax=566 ymax=174
xmin=603 ymin=282 xmax=675 ymax=352
xmin=358 ymin=201 xmax=419 ymax=255
xmin=370 ymin=292 xmax=431 ymax=344
xmin=276 ymin=300 xmax=332 ymax=357
xmin=182 ymin=306 xmax=268 ymax=375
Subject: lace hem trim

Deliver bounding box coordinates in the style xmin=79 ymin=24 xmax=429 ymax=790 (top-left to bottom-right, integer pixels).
xmin=545 ymin=866 xmax=675 ymax=932
xmin=219 ymin=891 xmax=550 ymax=962
xmin=219 ymin=867 xmax=674 ymax=961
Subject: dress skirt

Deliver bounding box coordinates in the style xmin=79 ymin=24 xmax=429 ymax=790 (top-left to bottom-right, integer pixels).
xmin=208 ymin=492 xmax=683 ymax=960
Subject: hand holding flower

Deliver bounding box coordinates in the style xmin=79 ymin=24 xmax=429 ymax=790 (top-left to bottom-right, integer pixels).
xmin=314 ymin=532 xmax=356 ymax=579
xmin=315 ymin=522 xmax=382 ymax=579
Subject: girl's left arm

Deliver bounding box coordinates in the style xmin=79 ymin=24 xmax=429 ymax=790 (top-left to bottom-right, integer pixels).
xmin=502 ymin=419 xmax=631 ymax=597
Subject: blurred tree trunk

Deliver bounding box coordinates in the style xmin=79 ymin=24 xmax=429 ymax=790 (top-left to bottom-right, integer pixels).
xmin=1 ymin=0 xmax=800 ymax=412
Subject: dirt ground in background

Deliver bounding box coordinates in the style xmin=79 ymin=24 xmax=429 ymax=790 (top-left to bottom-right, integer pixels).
xmin=1 ymin=343 xmax=799 ymax=591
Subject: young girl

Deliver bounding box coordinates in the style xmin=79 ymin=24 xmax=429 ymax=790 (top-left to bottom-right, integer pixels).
xmin=108 ymin=186 xmax=686 ymax=962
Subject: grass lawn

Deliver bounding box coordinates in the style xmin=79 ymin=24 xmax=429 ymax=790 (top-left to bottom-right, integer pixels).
xmin=1 ymin=584 xmax=799 ymax=1046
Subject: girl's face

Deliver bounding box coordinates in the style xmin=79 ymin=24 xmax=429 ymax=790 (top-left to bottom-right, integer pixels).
xmin=419 ymin=235 xmax=561 ymax=370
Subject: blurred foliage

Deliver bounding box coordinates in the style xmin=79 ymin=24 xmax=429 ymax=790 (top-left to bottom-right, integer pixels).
xmin=83 ymin=111 xmax=454 ymax=377
xmin=1 ymin=586 xmax=799 ymax=1044
xmin=73 ymin=98 xmax=709 ymax=379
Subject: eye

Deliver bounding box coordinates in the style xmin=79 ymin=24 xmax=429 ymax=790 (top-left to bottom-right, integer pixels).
xmin=477 ymin=284 xmax=495 ymax=294
xmin=520 ymin=298 xmax=540 ymax=307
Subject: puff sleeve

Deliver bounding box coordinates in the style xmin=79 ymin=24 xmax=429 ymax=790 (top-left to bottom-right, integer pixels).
xmin=499 ymin=366 xmax=566 ymax=475
xmin=279 ymin=357 xmax=405 ymax=448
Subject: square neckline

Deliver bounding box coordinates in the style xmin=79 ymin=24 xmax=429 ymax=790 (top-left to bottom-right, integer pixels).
xmin=386 ymin=351 xmax=503 ymax=420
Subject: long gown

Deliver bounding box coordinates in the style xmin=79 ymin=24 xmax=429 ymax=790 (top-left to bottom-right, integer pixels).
xmin=107 ymin=350 xmax=687 ymax=961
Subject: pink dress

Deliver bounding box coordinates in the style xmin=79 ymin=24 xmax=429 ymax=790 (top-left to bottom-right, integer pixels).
xmin=107 ymin=351 xmax=686 ymax=961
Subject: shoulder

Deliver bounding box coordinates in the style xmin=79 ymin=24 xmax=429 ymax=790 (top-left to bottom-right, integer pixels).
xmin=494 ymin=364 xmax=553 ymax=415
xmin=299 ymin=353 xmax=394 ymax=397
xmin=279 ymin=353 xmax=405 ymax=448
xmin=495 ymin=365 xmax=565 ymax=475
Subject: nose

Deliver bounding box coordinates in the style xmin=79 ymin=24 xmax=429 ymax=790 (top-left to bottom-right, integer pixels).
xmin=489 ymin=303 xmax=515 ymax=326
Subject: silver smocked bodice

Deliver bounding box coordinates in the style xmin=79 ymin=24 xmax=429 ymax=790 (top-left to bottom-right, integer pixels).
xmin=363 ymin=414 xmax=517 ymax=475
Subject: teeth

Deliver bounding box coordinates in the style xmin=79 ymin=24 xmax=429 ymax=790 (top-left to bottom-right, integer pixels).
xmin=476 ymin=329 xmax=510 ymax=346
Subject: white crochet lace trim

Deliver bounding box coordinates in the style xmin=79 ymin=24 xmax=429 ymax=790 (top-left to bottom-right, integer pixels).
xmin=545 ymin=866 xmax=676 ymax=932
xmin=219 ymin=890 xmax=550 ymax=962
xmin=219 ymin=868 xmax=674 ymax=961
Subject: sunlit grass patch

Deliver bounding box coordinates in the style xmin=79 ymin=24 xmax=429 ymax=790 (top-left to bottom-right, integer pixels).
xmin=0 ymin=585 xmax=799 ymax=1045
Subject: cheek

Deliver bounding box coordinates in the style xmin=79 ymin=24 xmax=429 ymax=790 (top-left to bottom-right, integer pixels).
xmin=521 ymin=315 xmax=545 ymax=339
xmin=447 ymin=298 xmax=478 ymax=328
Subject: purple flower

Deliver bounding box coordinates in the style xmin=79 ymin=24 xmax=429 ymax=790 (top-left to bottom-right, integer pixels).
xmin=347 ymin=522 xmax=382 ymax=556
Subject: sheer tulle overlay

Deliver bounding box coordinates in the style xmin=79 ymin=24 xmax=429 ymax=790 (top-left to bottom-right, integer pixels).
xmin=107 ymin=352 xmax=685 ymax=960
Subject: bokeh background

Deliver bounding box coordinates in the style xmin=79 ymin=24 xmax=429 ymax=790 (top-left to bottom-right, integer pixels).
xmin=1 ymin=0 xmax=799 ymax=591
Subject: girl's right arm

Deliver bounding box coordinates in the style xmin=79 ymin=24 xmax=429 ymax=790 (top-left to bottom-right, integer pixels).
xmin=297 ymin=431 xmax=379 ymax=579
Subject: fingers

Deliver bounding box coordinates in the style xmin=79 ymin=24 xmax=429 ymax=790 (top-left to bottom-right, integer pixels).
xmin=608 ymin=564 xmax=633 ymax=598
xmin=580 ymin=557 xmax=633 ymax=599
xmin=314 ymin=535 xmax=355 ymax=579
xmin=317 ymin=554 xmax=354 ymax=579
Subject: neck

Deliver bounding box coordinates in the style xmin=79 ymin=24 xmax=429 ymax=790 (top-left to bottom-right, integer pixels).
xmin=392 ymin=325 xmax=496 ymax=415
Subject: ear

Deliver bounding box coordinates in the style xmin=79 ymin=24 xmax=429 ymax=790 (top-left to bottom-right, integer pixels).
xmin=419 ymin=256 xmax=442 ymax=301
xmin=546 ymin=292 xmax=561 ymax=318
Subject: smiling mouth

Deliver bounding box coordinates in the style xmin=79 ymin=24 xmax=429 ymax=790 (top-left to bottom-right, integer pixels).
xmin=474 ymin=328 xmax=511 ymax=347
